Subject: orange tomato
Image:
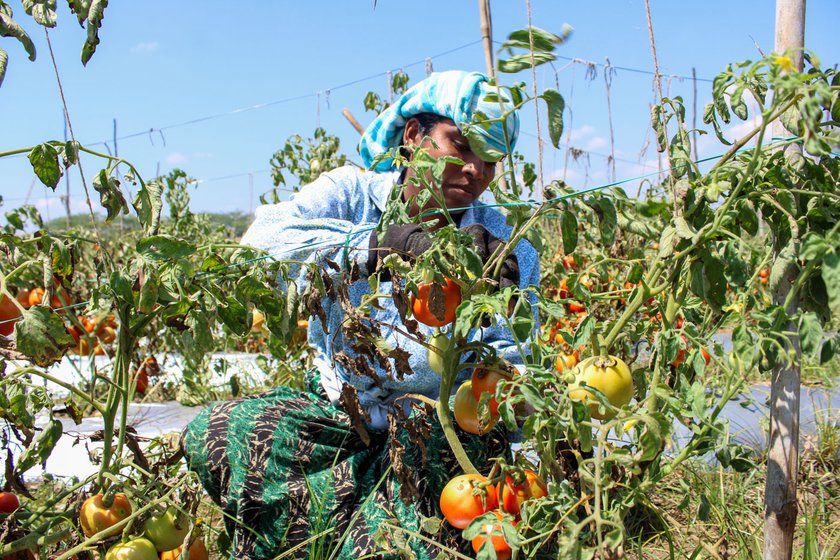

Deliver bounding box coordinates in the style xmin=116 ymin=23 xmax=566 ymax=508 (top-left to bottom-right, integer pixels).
xmin=159 ymin=539 xmax=208 ymax=560
xmin=79 ymin=493 xmax=132 ymax=538
xmin=499 ymin=469 xmax=548 ymax=517
xmin=566 ymin=302 xmax=585 ymax=314
xmin=28 ymin=286 xmax=72 ymax=310
xmin=411 ymin=278 xmax=461 ymax=327
xmin=471 ymin=510 xmax=515 ymax=560
xmin=439 ymin=474 xmax=498 ymax=529
xmin=470 ymin=368 xmax=511 ymax=416
xmin=555 ymin=352 xmax=579 ymax=372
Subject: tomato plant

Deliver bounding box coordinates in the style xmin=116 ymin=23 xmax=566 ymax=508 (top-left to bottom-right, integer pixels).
xmin=439 ymin=474 xmax=498 ymax=529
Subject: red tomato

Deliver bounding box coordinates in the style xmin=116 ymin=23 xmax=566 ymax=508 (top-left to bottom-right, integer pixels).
xmin=0 ymin=492 xmax=20 ymax=514
xmin=0 ymin=296 xmax=20 ymax=337
xmin=411 ymin=278 xmax=461 ymax=327
xmin=471 ymin=510 xmax=516 ymax=560
xmin=135 ymin=369 xmax=149 ymax=394
xmin=470 ymin=368 xmax=511 ymax=416
xmin=439 ymin=474 xmax=498 ymax=529
xmin=15 ymin=290 xmax=32 ymax=310
xmin=566 ymin=302 xmax=585 ymax=314
xmin=557 ymin=278 xmax=570 ymax=300
xmin=499 ymin=469 xmax=548 ymax=517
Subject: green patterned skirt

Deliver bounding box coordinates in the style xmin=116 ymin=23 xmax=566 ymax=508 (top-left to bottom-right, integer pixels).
xmin=181 ymin=374 xmax=508 ymax=560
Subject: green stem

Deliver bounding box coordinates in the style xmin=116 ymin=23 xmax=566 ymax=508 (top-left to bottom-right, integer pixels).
xmin=435 ymin=363 xmax=478 ymax=475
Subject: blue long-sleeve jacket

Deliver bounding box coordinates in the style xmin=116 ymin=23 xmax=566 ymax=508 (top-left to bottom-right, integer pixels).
xmin=241 ymin=165 xmax=540 ymax=430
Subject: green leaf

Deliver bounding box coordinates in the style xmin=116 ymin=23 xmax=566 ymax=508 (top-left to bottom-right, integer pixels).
xmin=542 ymin=88 xmax=565 ymax=148
xmin=217 ymin=296 xmax=249 ymax=336
xmin=737 ymin=200 xmax=759 ymax=236
xmin=136 ymin=235 xmax=197 ymax=260
xmin=15 ymin=418 xmax=62 ymax=475
xmin=703 ymin=254 xmax=727 ymax=310
xmin=730 ymin=86 xmax=748 ymax=120
xmin=92 ymin=169 xmax=128 ymax=222
xmin=732 ymin=325 xmax=754 ymax=366
xmin=80 ymin=0 xmax=107 ymax=66
xmin=572 ymin=314 xmax=593 ymax=349
xmin=67 ymin=0 xmax=92 ymax=26
xmin=0 ymin=11 xmax=36 ymax=61
xmin=498 ymin=52 xmax=555 ymax=74
xmin=505 ymin=25 xmax=571 ymax=52
xmin=560 ymin=210 xmax=578 ymax=254
xmin=651 ymin=105 xmax=667 ymax=152
xmin=820 ymin=338 xmax=835 ymax=364
xmin=0 ymin=48 xmax=7 ymax=87
xmin=132 ymin=177 xmax=164 ymax=235
xmin=15 ymin=307 xmax=75 ymax=367
xmin=658 ymin=226 xmax=677 ymax=258
xmin=822 ymin=251 xmax=840 ymax=315
xmin=28 ymin=143 xmax=62 ymax=189
xmin=22 ymin=0 xmax=57 ymax=27
xmin=137 ymin=270 xmax=159 ymax=314
xmin=798 ymin=312 xmax=823 ymax=360
xmin=674 ymin=216 xmax=695 ymax=239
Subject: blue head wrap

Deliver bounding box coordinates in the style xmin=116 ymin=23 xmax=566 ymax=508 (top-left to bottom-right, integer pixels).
xmin=359 ymin=70 xmax=520 ymax=172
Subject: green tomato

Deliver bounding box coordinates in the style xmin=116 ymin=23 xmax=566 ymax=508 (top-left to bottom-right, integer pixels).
xmin=427 ymin=332 xmax=453 ymax=375
xmin=105 ymin=538 xmax=158 ymax=560
xmin=142 ymin=507 xmax=190 ymax=552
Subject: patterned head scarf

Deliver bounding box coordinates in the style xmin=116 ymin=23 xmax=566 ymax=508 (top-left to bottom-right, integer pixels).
xmin=359 ymin=70 xmax=520 ymax=172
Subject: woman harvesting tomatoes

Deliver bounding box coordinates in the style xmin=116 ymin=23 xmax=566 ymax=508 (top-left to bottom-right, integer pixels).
xmin=181 ymin=71 xmax=539 ymax=559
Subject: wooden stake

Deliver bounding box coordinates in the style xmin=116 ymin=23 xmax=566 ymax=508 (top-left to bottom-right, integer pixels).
xmin=764 ymin=1 xmax=805 ymax=559
xmin=478 ymin=0 xmax=494 ymax=78
xmin=341 ymin=108 xmax=365 ymax=135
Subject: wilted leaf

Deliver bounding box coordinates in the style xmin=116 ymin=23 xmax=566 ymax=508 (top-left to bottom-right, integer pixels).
xmin=15 ymin=307 xmax=75 ymax=367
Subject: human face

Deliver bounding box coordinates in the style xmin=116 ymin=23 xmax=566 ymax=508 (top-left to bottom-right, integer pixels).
xmin=401 ymin=118 xmax=496 ymax=226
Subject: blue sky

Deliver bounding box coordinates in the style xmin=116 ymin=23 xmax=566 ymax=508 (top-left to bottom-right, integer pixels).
xmin=0 ymin=1 xmax=837 ymax=222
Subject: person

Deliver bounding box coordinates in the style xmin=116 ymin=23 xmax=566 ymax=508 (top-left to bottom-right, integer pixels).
xmin=181 ymin=70 xmax=540 ymax=560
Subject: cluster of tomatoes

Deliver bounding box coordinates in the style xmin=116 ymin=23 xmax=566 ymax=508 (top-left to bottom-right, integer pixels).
xmin=77 ymin=493 xmax=206 ymax=560
xmin=66 ymin=314 xmax=118 ymax=357
xmin=0 ymin=285 xmax=73 ymax=337
xmin=439 ymin=469 xmax=547 ymax=559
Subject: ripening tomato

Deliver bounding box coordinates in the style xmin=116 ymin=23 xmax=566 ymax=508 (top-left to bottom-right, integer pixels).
xmin=554 ymin=352 xmax=579 ymax=373
xmin=454 ymin=381 xmax=498 ymax=435
xmin=471 ymin=510 xmax=516 ymax=560
xmin=0 ymin=296 xmax=19 ymax=337
xmin=557 ymin=278 xmax=570 ymax=300
xmin=499 ymin=469 xmax=548 ymax=517
xmin=439 ymin=474 xmax=498 ymax=529
xmin=159 ymin=539 xmax=208 ymax=560
xmin=28 ymin=286 xmax=71 ymax=309
xmin=411 ymin=278 xmax=461 ymax=327
xmin=566 ymin=301 xmax=585 ymax=314
xmin=470 ymin=368 xmax=511 ymax=416
xmin=0 ymin=492 xmax=20 ymax=514
xmin=105 ymin=538 xmax=158 ymax=560
xmin=561 ymin=255 xmax=576 ymax=270
xmin=143 ymin=507 xmax=190 ymax=552
xmin=79 ymin=493 xmax=132 ymax=538
xmin=568 ymin=356 xmax=634 ymax=420
xmin=135 ymin=369 xmax=149 ymax=394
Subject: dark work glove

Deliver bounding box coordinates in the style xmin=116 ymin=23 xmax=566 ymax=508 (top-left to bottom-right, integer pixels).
xmin=461 ymin=224 xmax=520 ymax=289
xmin=368 ymin=224 xmax=433 ymax=273
xmin=368 ymin=223 xmax=519 ymax=289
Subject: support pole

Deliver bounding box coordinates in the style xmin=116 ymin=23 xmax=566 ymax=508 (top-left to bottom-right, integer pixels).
xmin=764 ymin=2 xmax=805 ymax=559
xmin=478 ymin=0 xmax=494 ymax=78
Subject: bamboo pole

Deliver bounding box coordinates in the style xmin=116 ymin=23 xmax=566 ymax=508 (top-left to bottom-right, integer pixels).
xmin=764 ymin=1 xmax=805 ymax=559
xmin=341 ymin=108 xmax=365 ymax=135
xmin=478 ymin=0 xmax=494 ymax=78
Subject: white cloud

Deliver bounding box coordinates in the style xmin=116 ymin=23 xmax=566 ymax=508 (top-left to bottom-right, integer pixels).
xmin=166 ymin=152 xmax=188 ymax=165
xmin=131 ymin=42 xmax=159 ymax=54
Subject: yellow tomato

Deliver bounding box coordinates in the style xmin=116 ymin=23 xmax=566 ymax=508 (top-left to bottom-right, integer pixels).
xmin=568 ymin=356 xmax=633 ymax=420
